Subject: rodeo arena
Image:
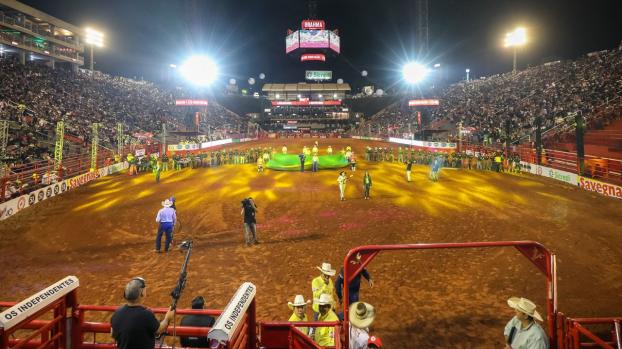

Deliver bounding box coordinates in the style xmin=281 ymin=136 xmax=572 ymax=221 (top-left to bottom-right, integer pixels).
xmin=0 ymin=0 xmax=621 ymax=348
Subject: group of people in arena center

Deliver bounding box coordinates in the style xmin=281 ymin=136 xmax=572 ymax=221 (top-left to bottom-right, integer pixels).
xmin=365 ymin=47 xmax=622 ymax=145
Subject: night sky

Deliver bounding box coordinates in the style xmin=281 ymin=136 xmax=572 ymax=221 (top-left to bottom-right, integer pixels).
xmin=21 ymin=0 xmax=622 ymax=91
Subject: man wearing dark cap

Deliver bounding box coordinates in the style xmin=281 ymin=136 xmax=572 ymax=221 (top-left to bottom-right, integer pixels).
xmin=180 ymin=296 xmax=216 ymax=348
xmin=111 ymin=277 xmax=174 ymax=349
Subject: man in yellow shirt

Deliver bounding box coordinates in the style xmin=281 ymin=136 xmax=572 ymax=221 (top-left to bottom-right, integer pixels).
xmin=313 ymin=294 xmax=339 ymax=347
xmin=287 ymin=295 xmax=311 ymax=336
xmin=311 ymin=262 xmax=337 ymax=319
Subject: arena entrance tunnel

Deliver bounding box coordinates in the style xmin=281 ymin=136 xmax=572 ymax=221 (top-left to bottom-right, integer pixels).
xmin=1 ymin=242 xmax=621 ymax=349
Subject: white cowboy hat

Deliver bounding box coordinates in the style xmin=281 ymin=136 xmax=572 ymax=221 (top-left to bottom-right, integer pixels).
xmin=162 ymin=199 xmax=173 ymax=207
xmin=316 ymin=262 xmax=336 ymax=276
xmin=288 ymin=295 xmax=311 ymax=310
xmin=507 ymin=297 xmax=543 ymax=322
xmin=349 ymin=302 xmax=376 ymax=329
xmin=315 ymin=293 xmax=333 ymax=306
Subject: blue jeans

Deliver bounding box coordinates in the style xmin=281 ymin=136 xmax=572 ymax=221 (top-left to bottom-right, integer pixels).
xmin=312 ymin=161 xmax=318 ymax=172
xmin=156 ymin=222 xmax=174 ymax=251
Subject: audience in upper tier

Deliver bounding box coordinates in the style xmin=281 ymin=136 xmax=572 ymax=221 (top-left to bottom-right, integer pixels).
xmin=0 ymin=57 xmax=245 ymax=166
xmin=364 ymin=48 xmax=622 ymax=143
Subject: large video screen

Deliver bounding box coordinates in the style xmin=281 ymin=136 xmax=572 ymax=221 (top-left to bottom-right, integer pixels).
xmin=285 ymin=31 xmax=299 ymax=53
xmin=329 ymin=31 xmax=340 ymax=53
xmin=300 ymin=30 xmax=329 ymax=48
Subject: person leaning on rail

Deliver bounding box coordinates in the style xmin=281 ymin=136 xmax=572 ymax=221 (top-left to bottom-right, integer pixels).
xmin=180 ymin=296 xmax=215 ymax=348
xmin=503 ymin=297 xmax=549 ymax=349
xmin=111 ymin=277 xmax=174 ymax=349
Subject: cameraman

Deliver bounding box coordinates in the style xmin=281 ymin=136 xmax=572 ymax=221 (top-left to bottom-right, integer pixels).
xmin=241 ymin=197 xmax=259 ymax=246
xmin=111 ymin=277 xmax=174 ymax=349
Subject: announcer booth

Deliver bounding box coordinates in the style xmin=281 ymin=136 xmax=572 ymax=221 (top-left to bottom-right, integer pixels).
xmin=261 ymin=83 xmax=352 ymax=133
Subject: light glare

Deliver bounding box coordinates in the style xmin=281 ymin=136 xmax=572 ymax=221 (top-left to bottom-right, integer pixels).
xmin=504 ymin=27 xmax=527 ymax=47
xmin=180 ymin=56 xmax=218 ymax=86
xmin=402 ymin=62 xmax=429 ymax=84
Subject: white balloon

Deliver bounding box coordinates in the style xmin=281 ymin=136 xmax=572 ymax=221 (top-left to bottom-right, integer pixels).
xmin=229 ymin=78 xmax=236 ymax=85
xmin=361 ymin=70 xmax=368 ymax=77
xmin=376 ymin=89 xmax=384 ymax=96
xmin=337 ymin=78 xmax=344 ymax=84
xmin=248 ymin=78 xmax=255 ymax=85
xmin=259 ymin=73 xmax=266 ymax=79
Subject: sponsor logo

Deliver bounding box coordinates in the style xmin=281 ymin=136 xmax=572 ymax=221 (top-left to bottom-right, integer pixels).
xmin=579 ymin=177 xmax=622 ymax=199
xmin=68 ymin=172 xmax=99 ymax=189
xmin=301 ymin=19 xmax=325 ymax=30
xmin=61 ymin=182 xmax=67 ymax=192
xmin=28 ymin=194 xmax=36 ymax=205
xmin=46 ymin=187 xmax=52 ymax=198
xmin=53 ymin=184 xmax=59 ymax=195
xmin=37 ymin=191 xmax=44 ymax=202
xmin=17 ymin=197 xmax=26 ymax=210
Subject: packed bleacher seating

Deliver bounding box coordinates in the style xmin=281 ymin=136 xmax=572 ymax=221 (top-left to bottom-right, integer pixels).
xmin=0 ymin=57 xmax=245 ymax=166
xmin=363 ymin=47 xmax=622 ymax=143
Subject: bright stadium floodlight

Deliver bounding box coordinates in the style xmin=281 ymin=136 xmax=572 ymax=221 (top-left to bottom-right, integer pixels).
xmin=84 ymin=27 xmax=104 ymax=72
xmin=402 ymin=62 xmax=429 ymax=84
xmin=179 ymin=55 xmax=219 ymax=86
xmin=504 ymin=27 xmax=527 ymax=73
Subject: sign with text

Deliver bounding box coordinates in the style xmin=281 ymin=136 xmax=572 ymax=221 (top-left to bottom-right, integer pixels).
xmin=208 ymin=282 xmax=256 ymax=343
xmin=271 ymin=100 xmax=341 ymax=106
xmin=578 ymin=176 xmax=622 ymax=200
xmin=301 ymin=19 xmax=325 ymax=30
xmin=305 ymin=70 xmax=332 ymax=81
xmin=409 ymin=99 xmax=440 ymax=106
xmin=0 ymin=276 xmax=79 ymax=330
xmin=175 ymin=99 xmax=209 ymax=106
xmin=301 ymin=53 xmax=326 ymax=62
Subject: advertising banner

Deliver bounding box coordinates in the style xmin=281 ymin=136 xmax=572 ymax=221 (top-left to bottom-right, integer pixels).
xmin=409 ymin=99 xmax=440 ymax=106
xmin=305 ymin=70 xmax=332 ymax=81
xmin=519 ymin=162 xmax=578 ymax=187
xmin=388 ymin=137 xmax=457 ymax=151
xmin=208 ymin=283 xmax=256 ymax=343
xmin=135 ymin=148 xmax=146 ymax=157
xmin=175 ymin=99 xmax=208 ymax=106
xmin=329 ymin=30 xmax=340 ymax=53
xmin=301 ymin=53 xmax=326 ymax=62
xmin=271 ymin=100 xmax=341 ymax=106
xmin=578 ymin=176 xmax=622 ymax=200
xmin=299 ymin=30 xmax=329 ymax=48
xmin=285 ymin=31 xmax=299 ymax=53
xmin=0 ymin=162 xmax=128 ymax=221
xmin=301 ymin=19 xmax=325 ymax=30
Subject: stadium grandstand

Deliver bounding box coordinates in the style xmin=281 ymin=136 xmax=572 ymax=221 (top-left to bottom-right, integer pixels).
xmin=1 ymin=0 xmax=622 ymax=348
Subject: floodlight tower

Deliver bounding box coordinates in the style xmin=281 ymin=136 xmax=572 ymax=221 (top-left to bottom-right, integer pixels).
xmin=504 ymin=27 xmax=527 ymax=73
xmin=416 ymin=0 xmax=429 ymax=56
xmin=84 ymin=28 xmax=104 ymax=72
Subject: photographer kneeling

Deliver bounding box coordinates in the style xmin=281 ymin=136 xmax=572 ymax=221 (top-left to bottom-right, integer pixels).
xmin=111 ymin=277 xmax=175 ymax=349
xmin=241 ymin=197 xmax=259 ymax=246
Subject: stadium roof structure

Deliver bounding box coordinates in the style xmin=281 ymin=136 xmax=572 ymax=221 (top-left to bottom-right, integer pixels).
xmin=262 ymin=83 xmax=351 ymax=92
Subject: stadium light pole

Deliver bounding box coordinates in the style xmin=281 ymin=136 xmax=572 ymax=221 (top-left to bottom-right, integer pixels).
xmin=504 ymin=27 xmax=527 ymax=73
xmin=84 ymin=28 xmax=104 ymax=72
xmin=465 ymin=68 xmax=470 ymax=82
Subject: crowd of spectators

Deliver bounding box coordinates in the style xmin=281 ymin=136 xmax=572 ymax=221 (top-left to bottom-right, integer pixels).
xmin=363 ymin=46 xmax=622 ymax=144
xmin=0 ymin=57 xmax=245 ymax=168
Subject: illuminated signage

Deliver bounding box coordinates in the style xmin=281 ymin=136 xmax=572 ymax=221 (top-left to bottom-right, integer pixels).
xmin=408 ymin=99 xmax=440 ymax=106
xmin=301 ymin=53 xmax=326 ymax=62
xmin=175 ymin=99 xmax=209 ymax=106
xmin=271 ymin=100 xmax=341 ymax=106
xmin=301 ymin=19 xmax=325 ymax=30
xmin=305 ymin=70 xmax=332 ymax=81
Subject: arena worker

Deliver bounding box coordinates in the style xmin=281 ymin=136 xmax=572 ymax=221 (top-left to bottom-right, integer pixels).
xmin=362 ymin=171 xmax=372 ymax=200
xmin=406 ymin=160 xmax=413 ymax=182
xmin=155 ymin=198 xmax=176 ymax=253
xmin=287 ymin=294 xmax=311 ymax=336
xmin=504 ymin=297 xmax=549 ymax=349
xmin=241 ymin=197 xmax=259 ymax=246
xmin=348 ymin=301 xmax=376 ymax=349
xmin=335 ymin=253 xmax=374 ymax=307
xmin=180 ymin=296 xmax=215 ymax=348
xmin=337 ymin=171 xmax=353 ymax=201
xmin=311 ymin=262 xmax=337 ymax=320
xmin=312 ymin=294 xmax=339 ymax=347
xmin=282 ymin=145 xmax=287 ymax=154
xmin=111 ymin=277 xmax=175 ymax=349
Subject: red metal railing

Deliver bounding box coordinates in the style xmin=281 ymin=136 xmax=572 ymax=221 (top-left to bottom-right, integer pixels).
xmin=260 ymin=321 xmax=342 ymax=349
xmin=558 ymin=315 xmax=622 ymax=349
xmin=341 ymin=241 xmax=557 ymax=349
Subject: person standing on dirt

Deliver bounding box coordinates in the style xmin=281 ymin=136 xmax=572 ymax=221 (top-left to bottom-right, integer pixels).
xmin=503 ymin=297 xmax=549 ymax=349
xmin=241 ymin=197 xmax=258 ymax=246
xmin=363 ymin=171 xmax=372 ymax=200
xmin=406 ymin=160 xmax=413 ymax=182
xmin=299 ymin=153 xmax=306 ymax=172
xmin=111 ymin=277 xmax=174 ymax=349
xmin=155 ymin=199 xmax=176 ymax=253
xmin=337 ymin=171 xmax=352 ymax=201
xmin=311 ymin=262 xmax=337 ymax=320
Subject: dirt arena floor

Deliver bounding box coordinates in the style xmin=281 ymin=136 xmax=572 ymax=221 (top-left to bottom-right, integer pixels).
xmin=1 ymin=138 xmax=622 ymax=348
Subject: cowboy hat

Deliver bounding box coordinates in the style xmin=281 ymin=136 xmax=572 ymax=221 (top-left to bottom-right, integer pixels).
xmin=162 ymin=199 xmax=173 ymax=207
xmin=507 ymin=297 xmax=543 ymax=322
xmin=349 ymin=301 xmax=376 ymax=329
xmin=288 ymin=295 xmax=311 ymax=310
xmin=316 ymin=262 xmax=336 ymax=276
xmin=316 ymin=293 xmax=333 ymax=306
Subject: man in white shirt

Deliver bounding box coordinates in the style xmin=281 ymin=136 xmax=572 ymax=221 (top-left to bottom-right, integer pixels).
xmin=348 ymin=301 xmax=375 ymax=349
xmin=503 ymin=297 xmax=549 ymax=349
